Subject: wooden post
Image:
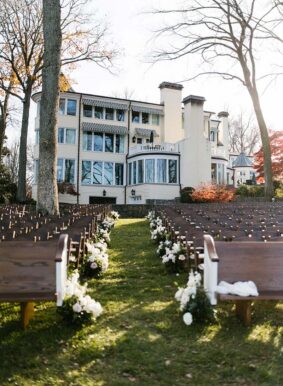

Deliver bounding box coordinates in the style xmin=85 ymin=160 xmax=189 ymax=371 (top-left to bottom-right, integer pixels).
xmin=20 ymin=302 xmax=35 ymax=329
xmin=235 ymin=300 xmax=252 ymax=326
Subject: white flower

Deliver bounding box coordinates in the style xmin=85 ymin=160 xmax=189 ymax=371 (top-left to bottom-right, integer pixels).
xmin=178 ymin=254 xmax=186 ymax=261
xmin=175 ymin=288 xmax=184 ymax=301
xmin=183 ymin=312 xmax=193 ymax=326
xmin=73 ymin=302 xmax=82 ymax=313
xmin=90 ymin=262 xmax=98 ymax=269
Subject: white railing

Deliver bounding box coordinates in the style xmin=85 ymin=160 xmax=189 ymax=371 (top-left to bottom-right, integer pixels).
xmin=129 ymin=143 xmax=179 ymax=155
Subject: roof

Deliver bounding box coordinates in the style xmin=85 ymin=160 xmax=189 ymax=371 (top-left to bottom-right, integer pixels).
xmin=232 ymin=152 xmax=253 ymax=168
xmin=135 ymin=128 xmax=159 ymax=137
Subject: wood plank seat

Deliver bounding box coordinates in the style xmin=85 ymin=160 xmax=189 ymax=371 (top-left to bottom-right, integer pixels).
xmin=204 ymin=234 xmax=283 ymax=325
xmin=0 ymin=234 xmax=68 ymax=328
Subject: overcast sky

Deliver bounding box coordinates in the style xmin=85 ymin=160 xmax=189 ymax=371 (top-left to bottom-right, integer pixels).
xmin=8 ymin=0 xmax=282 ymax=145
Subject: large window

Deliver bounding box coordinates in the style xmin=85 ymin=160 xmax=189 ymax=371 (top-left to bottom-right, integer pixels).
xmin=82 ymin=161 xmax=91 ymax=184
xmin=105 ymin=108 xmax=114 ymax=120
xmin=59 ymin=99 xmax=65 ymax=115
xmin=157 ymin=159 xmax=167 ymax=183
xmin=133 ymin=161 xmax=137 ymax=185
xmin=138 ymin=160 xmax=144 ymax=183
xmin=105 ymin=134 xmax=114 ymax=152
xmin=93 ymin=133 xmax=103 ymax=152
xmin=115 ymin=163 xmax=124 ymax=185
xmin=129 ymin=163 xmax=132 ymax=185
xmin=142 ymin=112 xmax=149 ymax=124
xmin=94 ymin=106 xmax=103 ymax=119
xmin=67 ymin=100 xmax=77 ymax=116
xmin=83 ymin=131 xmax=93 ymax=151
xmin=145 ymin=159 xmax=155 ymax=183
xmin=57 ymin=158 xmax=75 ymax=184
xmin=93 ymin=161 xmax=103 ymax=184
xmin=82 ymin=161 xmax=124 ymax=186
xmin=152 ymin=114 xmax=160 ymax=125
xmin=116 ymin=110 xmax=125 ymax=121
xmin=116 ymin=134 xmax=125 ymax=153
xmin=132 ymin=111 xmax=140 ymax=123
xmin=168 ymin=160 xmax=177 ymax=183
xmin=58 ymin=128 xmax=76 ymax=144
xmin=83 ymin=104 xmax=93 ymax=118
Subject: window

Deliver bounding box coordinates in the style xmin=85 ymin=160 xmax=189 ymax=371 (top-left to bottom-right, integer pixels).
xmin=81 ymin=161 xmax=91 ymax=184
xmin=37 ymin=101 xmax=40 ymax=117
xmin=115 ymin=134 xmax=125 ymax=153
xmin=157 ymin=159 xmax=167 ymax=183
xmin=105 ymin=134 xmax=114 ymax=152
xmin=132 ymin=111 xmax=139 ymax=123
xmin=129 ymin=163 xmax=132 ymax=185
xmin=133 ymin=161 xmax=137 ymax=184
xmin=59 ymin=98 xmax=65 ymax=115
xmin=83 ymin=131 xmax=93 ymax=151
xmin=58 ymin=128 xmax=76 ymax=144
xmin=93 ymin=133 xmax=103 ymax=151
xmin=105 ymin=108 xmax=114 ymax=120
xmin=67 ymin=99 xmax=77 ymax=116
xmin=115 ymin=163 xmax=124 ymax=185
xmin=104 ymin=162 xmax=113 ymax=185
xmin=142 ymin=112 xmax=149 ymax=124
xmin=93 ymin=161 xmax=103 ymax=184
xmin=152 ymin=114 xmax=159 ymax=125
xmin=137 ymin=138 xmax=142 ymax=144
xmin=65 ymin=159 xmax=75 ymax=183
xmin=116 ymin=110 xmax=125 ymax=121
xmin=83 ymin=104 xmax=93 ymax=118
xmin=94 ymin=106 xmax=103 ymax=119
xmin=57 ymin=158 xmax=75 ymax=184
xmin=66 ymin=129 xmax=76 ymax=144
xmin=138 ymin=160 xmax=143 ymax=183
xmin=57 ymin=159 xmax=64 ymax=182
xmin=145 ymin=159 xmax=155 ymax=183
xmin=210 ymin=131 xmax=215 ymax=141
xmin=168 ymin=160 xmax=177 ymax=183
xmin=35 ymin=129 xmax=39 ymax=145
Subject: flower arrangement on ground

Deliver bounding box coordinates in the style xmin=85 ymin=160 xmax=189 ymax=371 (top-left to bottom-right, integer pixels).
xmin=81 ymin=242 xmax=109 ymax=278
xmin=151 ymin=224 xmax=168 ymax=244
xmin=58 ymin=271 xmax=103 ymax=324
xmin=146 ymin=210 xmax=155 ymax=221
xmin=161 ymin=241 xmax=187 ymax=273
xmin=110 ymin=210 xmax=120 ymax=220
xmin=175 ymin=271 xmax=214 ymax=325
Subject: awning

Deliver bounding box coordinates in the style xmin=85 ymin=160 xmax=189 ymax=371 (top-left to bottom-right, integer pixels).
xmin=82 ymin=122 xmax=128 ymax=135
xmin=131 ymin=105 xmax=164 ymax=115
xmin=135 ymin=128 xmax=159 ymax=137
xmin=82 ymin=98 xmax=128 ymax=110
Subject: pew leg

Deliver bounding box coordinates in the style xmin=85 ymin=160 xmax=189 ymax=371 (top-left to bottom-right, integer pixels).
xmin=20 ymin=302 xmax=35 ymax=329
xmin=235 ymin=300 xmax=251 ymax=326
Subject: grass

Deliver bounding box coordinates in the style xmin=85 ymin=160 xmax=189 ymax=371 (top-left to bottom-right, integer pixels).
xmin=0 ymin=218 xmax=283 ymax=385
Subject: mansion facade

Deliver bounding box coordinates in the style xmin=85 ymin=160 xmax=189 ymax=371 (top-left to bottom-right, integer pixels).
xmin=32 ymin=82 xmax=254 ymax=204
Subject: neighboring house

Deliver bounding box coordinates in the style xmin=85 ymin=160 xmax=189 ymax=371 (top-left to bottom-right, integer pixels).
xmin=32 ymin=81 xmax=234 ymax=204
xmin=229 ymin=152 xmax=256 ymax=187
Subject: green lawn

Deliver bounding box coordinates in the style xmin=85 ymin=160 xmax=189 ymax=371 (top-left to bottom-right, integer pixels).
xmin=0 ymin=219 xmax=283 ymax=385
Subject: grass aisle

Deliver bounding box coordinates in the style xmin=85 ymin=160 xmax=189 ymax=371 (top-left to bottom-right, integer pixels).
xmin=0 ymin=219 xmax=283 ymax=385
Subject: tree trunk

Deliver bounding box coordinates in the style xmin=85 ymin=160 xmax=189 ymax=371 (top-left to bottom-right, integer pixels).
xmin=37 ymin=0 xmax=61 ymax=215
xmin=0 ymin=116 xmax=6 ymax=161
xmin=17 ymin=86 xmax=32 ymax=202
xmin=248 ymin=87 xmax=274 ymax=198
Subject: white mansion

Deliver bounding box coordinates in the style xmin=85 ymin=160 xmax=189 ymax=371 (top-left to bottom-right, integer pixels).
xmin=32 ymin=82 xmax=255 ymax=204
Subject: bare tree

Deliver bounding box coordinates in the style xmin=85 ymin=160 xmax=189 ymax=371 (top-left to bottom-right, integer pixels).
xmin=37 ymin=0 xmax=61 ymax=214
xmin=0 ymin=0 xmax=117 ymax=202
xmin=152 ymin=0 xmax=283 ymax=197
xmin=228 ymin=113 xmax=260 ymax=155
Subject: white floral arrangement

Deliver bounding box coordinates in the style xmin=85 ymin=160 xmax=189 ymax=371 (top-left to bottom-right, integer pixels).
xmin=160 ymin=241 xmax=187 ymax=272
xmin=157 ymin=240 xmax=172 ymax=257
xmin=101 ymin=217 xmax=115 ymax=232
xmin=175 ymin=271 xmax=214 ymax=326
xmin=151 ymin=224 xmax=168 ymax=243
xmin=97 ymin=227 xmax=111 ymax=244
xmin=82 ymin=242 xmax=109 ymax=278
xmin=146 ymin=210 xmax=155 ymax=221
xmin=110 ymin=210 xmax=120 ymax=220
xmin=59 ymin=270 xmax=103 ymax=324
xmin=150 ymin=216 xmax=163 ymax=230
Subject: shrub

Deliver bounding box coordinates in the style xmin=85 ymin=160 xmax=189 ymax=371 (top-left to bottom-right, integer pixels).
xmin=0 ymin=163 xmax=17 ymax=203
xmin=236 ymin=184 xmax=265 ymax=197
xmin=275 ymin=187 xmax=283 ymax=198
xmin=180 ymin=186 xmax=195 ymax=203
xmin=191 ymin=184 xmax=235 ymax=203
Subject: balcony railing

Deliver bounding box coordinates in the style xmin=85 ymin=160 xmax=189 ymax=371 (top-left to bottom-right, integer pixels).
xmin=129 ymin=143 xmax=179 ymax=156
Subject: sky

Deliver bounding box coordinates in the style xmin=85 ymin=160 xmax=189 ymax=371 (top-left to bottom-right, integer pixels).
xmin=7 ymin=0 xmax=283 ymax=145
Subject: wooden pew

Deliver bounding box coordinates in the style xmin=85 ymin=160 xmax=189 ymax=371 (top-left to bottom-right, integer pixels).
xmin=0 ymin=234 xmax=68 ymax=328
xmin=203 ymin=234 xmax=283 ymax=325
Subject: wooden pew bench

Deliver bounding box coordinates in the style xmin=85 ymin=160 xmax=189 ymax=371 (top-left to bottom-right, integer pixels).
xmin=0 ymin=234 xmax=68 ymax=328
xmin=204 ymin=235 xmax=283 ymax=325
